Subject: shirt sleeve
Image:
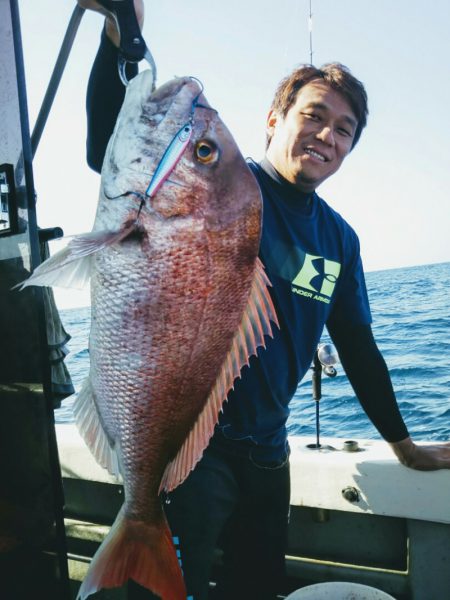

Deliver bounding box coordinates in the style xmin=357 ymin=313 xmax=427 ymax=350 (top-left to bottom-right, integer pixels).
xmin=327 ymin=319 xmax=409 ymax=443
xmin=330 ymin=232 xmax=372 ymax=326
xmin=85 ymin=28 xmax=138 ymax=173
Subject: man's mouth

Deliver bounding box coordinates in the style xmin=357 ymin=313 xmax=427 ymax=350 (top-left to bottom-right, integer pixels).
xmin=304 ymin=147 xmax=328 ymax=162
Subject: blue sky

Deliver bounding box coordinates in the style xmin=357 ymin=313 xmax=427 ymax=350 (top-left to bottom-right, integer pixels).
xmin=19 ymin=1 xmax=450 ymax=308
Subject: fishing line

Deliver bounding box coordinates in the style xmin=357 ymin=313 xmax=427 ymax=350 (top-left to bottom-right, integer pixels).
xmin=102 ymin=189 xmax=147 ymax=222
xmin=189 ymin=76 xmax=218 ymax=115
xmin=309 ymin=0 xmax=314 ymax=65
xmin=189 ymin=76 xmax=205 ymax=119
xmin=104 ymin=190 xmax=146 ymax=202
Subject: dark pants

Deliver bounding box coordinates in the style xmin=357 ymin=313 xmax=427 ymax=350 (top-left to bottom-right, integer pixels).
xmin=128 ymin=437 xmax=290 ymax=600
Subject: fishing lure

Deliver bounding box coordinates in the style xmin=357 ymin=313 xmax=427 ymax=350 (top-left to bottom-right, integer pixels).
xmin=145 ymin=122 xmax=193 ymax=198
xmin=145 ymin=78 xmax=205 ymax=199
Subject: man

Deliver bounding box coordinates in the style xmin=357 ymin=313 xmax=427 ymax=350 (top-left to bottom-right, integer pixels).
xmin=79 ymin=2 xmax=450 ymax=599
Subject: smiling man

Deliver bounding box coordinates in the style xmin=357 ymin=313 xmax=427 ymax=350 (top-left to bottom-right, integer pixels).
xmin=165 ymin=64 xmax=450 ymax=600
xmin=79 ymin=2 xmax=450 ymax=598
xmin=266 ymin=76 xmax=359 ymax=190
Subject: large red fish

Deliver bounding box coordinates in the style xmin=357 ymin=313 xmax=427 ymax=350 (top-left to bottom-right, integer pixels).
xmin=20 ymin=71 xmax=278 ymax=599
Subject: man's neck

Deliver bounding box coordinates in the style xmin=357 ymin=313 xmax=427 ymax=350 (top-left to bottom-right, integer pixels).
xmin=260 ymin=158 xmax=315 ymax=199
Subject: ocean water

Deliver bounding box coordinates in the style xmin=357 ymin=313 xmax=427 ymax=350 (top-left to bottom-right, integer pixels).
xmin=55 ymin=261 xmax=450 ymax=442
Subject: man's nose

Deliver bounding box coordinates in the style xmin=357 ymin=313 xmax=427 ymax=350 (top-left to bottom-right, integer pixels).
xmin=315 ymin=126 xmax=335 ymax=146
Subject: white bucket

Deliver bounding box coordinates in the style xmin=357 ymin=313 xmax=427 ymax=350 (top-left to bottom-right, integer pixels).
xmin=284 ymin=581 xmax=396 ymax=600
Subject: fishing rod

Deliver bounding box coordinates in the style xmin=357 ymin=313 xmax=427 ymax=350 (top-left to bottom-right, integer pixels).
xmin=31 ymin=5 xmax=85 ymax=158
xmin=308 ymin=343 xmax=338 ymax=450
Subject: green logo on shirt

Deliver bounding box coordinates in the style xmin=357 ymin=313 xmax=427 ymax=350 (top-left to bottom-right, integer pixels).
xmin=292 ymin=254 xmax=341 ymax=304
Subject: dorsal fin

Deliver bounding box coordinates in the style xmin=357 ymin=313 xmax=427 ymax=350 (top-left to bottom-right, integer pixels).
xmin=159 ymin=258 xmax=279 ymax=493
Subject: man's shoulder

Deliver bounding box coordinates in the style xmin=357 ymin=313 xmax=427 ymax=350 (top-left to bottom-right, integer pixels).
xmin=316 ymin=193 xmax=359 ymax=240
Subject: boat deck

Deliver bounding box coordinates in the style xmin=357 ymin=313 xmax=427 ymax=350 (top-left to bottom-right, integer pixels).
xmin=57 ymin=425 xmax=450 ymax=599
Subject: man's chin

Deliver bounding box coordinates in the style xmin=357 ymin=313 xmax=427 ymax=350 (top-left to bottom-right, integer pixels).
xmin=296 ymin=166 xmax=337 ymax=192
xmin=294 ymin=174 xmax=320 ymax=193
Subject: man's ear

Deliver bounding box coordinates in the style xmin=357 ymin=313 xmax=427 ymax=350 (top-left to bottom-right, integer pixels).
xmin=266 ymin=109 xmax=279 ymax=137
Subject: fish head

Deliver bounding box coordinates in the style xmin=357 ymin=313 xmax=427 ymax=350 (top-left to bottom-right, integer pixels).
xmin=98 ymin=71 xmax=262 ymax=246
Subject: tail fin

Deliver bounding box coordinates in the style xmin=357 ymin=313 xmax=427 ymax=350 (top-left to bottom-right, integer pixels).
xmin=77 ymin=507 xmax=186 ymax=600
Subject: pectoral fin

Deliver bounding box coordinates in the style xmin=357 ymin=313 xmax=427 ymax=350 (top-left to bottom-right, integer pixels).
xmin=14 ymin=225 xmax=137 ymax=290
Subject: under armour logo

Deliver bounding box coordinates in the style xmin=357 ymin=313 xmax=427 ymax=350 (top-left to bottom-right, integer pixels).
xmin=292 ymin=253 xmax=341 ymax=298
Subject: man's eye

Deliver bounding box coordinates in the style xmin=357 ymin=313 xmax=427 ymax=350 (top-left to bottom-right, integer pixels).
xmin=338 ymin=128 xmax=352 ymax=137
xmin=302 ymin=112 xmax=320 ymax=120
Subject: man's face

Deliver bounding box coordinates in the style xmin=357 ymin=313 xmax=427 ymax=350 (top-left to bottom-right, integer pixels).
xmin=265 ymin=80 xmax=358 ymax=192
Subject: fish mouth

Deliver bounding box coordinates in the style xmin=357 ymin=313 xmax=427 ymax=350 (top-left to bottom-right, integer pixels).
xmin=149 ymin=77 xmax=194 ymax=103
xmin=140 ymin=75 xmax=212 ymax=128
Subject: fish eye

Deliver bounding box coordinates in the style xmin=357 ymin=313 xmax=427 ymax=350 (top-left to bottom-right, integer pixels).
xmin=195 ymin=140 xmax=219 ymax=164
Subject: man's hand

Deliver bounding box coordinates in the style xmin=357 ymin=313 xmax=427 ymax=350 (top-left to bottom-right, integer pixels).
xmin=77 ymin=1 xmax=145 ymax=47
xmin=390 ymin=437 xmax=450 ymax=470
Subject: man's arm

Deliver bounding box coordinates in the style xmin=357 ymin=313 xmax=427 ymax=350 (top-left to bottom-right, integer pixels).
xmin=327 ymin=319 xmax=450 ymax=470
xmin=82 ymin=0 xmax=143 ymax=172
xmin=85 ymin=30 xmax=138 ymax=173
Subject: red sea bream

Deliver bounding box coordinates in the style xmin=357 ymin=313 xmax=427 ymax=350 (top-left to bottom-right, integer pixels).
xmin=20 ymin=70 xmax=278 ymax=599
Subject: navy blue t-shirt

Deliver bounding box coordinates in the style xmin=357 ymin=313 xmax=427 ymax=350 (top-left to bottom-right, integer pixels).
xmin=217 ymin=158 xmax=372 ymax=454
